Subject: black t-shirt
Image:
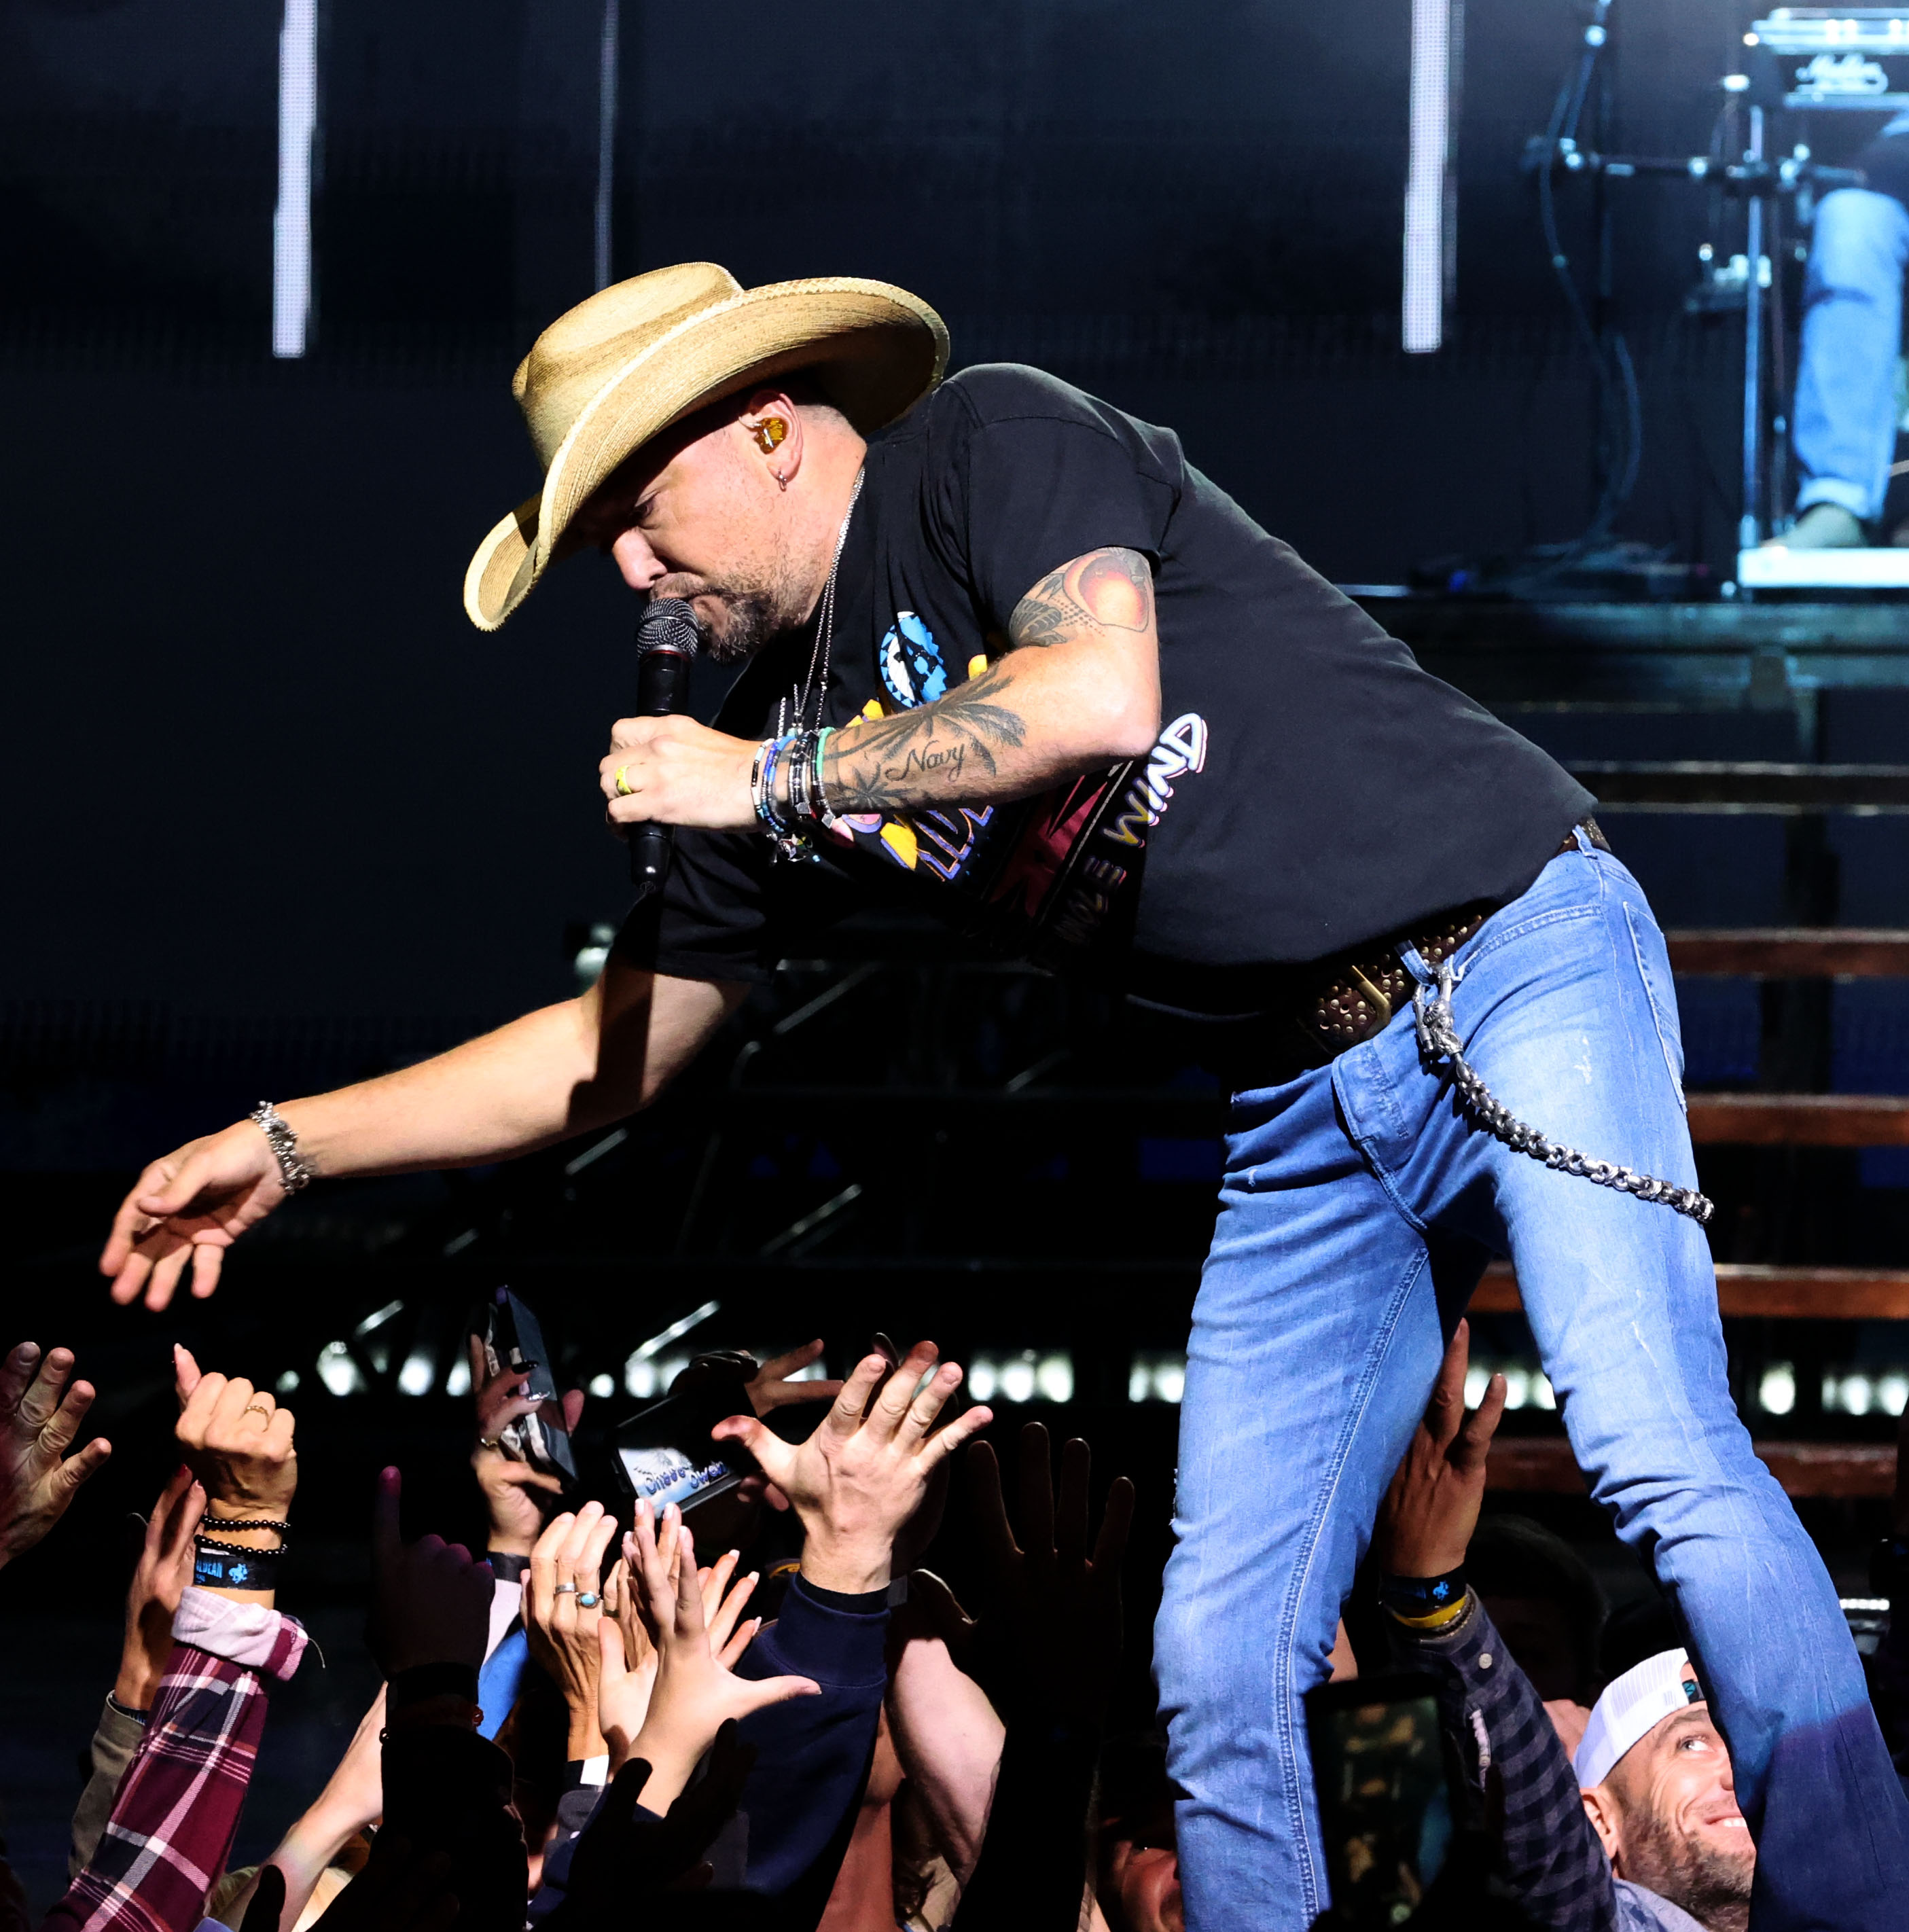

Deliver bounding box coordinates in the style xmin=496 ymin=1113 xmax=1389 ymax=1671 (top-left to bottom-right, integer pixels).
xmin=621 ymin=365 xmax=1590 ymax=1012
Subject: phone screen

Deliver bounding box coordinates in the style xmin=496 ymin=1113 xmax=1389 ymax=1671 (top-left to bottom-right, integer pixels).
xmin=1306 ymin=1677 xmax=1455 ymax=1926
xmin=613 ymin=1384 xmax=755 ymax=1514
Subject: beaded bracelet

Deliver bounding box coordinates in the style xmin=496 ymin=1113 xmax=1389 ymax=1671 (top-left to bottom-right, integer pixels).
xmin=788 ymin=728 xmax=817 ymax=825
xmin=196 ymin=1532 xmax=291 ymax=1556
xmin=810 ymin=728 xmax=838 ymax=828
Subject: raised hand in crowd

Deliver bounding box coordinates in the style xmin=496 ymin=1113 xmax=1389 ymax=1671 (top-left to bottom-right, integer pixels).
xmin=744 ymin=1340 xmax=844 ymax=1416
xmin=606 ymin=1497 xmax=817 ymax=1812
xmin=0 ymin=1340 xmax=111 ymax=1569
xmin=242 ymin=1833 xmax=459 ymax=1932
xmin=368 ymin=1467 xmax=493 ymax=1680
xmin=468 ymin=1335 xmax=584 ymax=1559
xmin=101 ymin=1117 xmax=293 ymax=1310
xmin=1374 ymin=1319 xmax=1507 ymax=1586
xmin=115 ymin=1465 xmax=207 ymax=1710
xmin=939 ymin=1425 xmax=1134 ymax=1931
xmin=713 ymin=1338 xmax=993 ymax=1592
xmin=598 ymin=1529 xmax=762 ymax=1770
xmin=553 ymin=1722 xmax=758 ymax=1925
xmin=524 ymin=1502 xmax=621 ymax=1761
xmin=175 ymin=1344 xmax=298 ymax=1590
xmin=965 ymin=1420 xmax=1135 ymax=1728
xmin=226 ymin=1686 xmax=387 ymax=1932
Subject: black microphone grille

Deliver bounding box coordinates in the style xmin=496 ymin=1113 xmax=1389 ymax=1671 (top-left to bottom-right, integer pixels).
xmin=637 ymin=596 xmax=701 ymax=658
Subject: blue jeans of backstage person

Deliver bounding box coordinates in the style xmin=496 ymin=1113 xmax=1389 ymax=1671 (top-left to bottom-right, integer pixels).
xmin=1795 ymin=179 xmax=1909 ymax=522
xmin=1156 ymin=831 xmax=1909 ymax=1932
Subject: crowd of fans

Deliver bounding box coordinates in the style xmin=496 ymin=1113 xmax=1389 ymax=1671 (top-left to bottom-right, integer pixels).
xmin=3 ymin=1317 xmax=1908 ymax=1932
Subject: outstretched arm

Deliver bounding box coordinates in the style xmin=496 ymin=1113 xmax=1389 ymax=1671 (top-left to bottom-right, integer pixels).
xmin=599 ymin=547 xmax=1163 ymax=830
xmin=101 ymin=959 xmax=744 ymax=1309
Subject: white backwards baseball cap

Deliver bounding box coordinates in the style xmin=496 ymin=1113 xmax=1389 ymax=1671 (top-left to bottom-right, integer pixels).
xmin=1573 ymin=1647 xmax=1705 ymax=1791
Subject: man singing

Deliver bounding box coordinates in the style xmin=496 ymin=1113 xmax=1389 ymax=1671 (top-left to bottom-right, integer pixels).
xmin=100 ymin=262 xmax=1908 ymax=1929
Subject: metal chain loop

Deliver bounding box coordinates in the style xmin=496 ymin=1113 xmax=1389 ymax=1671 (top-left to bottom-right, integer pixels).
xmin=1411 ymin=959 xmax=1714 ymax=1226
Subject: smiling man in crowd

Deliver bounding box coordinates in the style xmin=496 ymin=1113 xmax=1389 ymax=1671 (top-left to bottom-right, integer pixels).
xmin=1578 ymin=1654 xmax=1755 ymax=1932
xmin=99 ymin=262 xmax=1908 ymax=1929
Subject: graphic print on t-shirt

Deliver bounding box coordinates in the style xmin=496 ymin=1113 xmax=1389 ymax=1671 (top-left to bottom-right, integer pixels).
xmin=827 ymin=608 xmax=1209 ymax=967
xmin=827 ymin=611 xmax=1001 ymax=884
xmin=879 ymin=611 xmax=948 ymax=709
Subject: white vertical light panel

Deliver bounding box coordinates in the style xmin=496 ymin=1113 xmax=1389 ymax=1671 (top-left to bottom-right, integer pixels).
xmin=594 ymin=0 xmax=621 ymax=290
xmin=273 ymin=0 xmax=319 ymax=359
xmin=1402 ymin=0 xmax=1461 ymax=353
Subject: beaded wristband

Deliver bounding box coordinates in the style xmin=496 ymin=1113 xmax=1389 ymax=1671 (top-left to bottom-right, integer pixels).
xmin=811 ymin=728 xmax=838 ymax=827
xmin=201 ymin=1518 xmax=291 ymax=1535
xmin=197 ymin=1531 xmax=290 ymax=1555
xmin=749 ymin=740 xmax=773 ymax=831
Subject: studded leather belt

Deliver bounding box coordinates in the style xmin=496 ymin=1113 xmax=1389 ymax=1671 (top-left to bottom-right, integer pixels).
xmin=1291 ymin=817 xmax=1609 ymax=1069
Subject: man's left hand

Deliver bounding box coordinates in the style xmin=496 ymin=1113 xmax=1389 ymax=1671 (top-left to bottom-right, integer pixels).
xmin=600 ymin=716 xmax=757 ymax=832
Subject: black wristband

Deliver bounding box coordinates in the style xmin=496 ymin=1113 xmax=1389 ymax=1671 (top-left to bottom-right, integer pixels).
xmin=389 ymin=1662 xmax=481 ymax=1711
xmin=194 ymin=1541 xmax=281 ymax=1591
xmin=1378 ymin=1567 xmax=1467 ymax=1620
xmin=485 ymin=1551 xmax=529 ymax=1583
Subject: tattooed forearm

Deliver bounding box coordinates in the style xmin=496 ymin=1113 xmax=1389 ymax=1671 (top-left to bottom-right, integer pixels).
xmin=1008 ymin=546 xmax=1154 ymax=649
xmin=822 ymin=663 xmax=1028 ymax=813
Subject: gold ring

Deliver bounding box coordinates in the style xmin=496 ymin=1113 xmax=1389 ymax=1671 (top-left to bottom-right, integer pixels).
xmin=614 ymin=764 xmax=635 ymax=797
xmin=478 ymin=1435 xmax=502 ymax=1450
xmin=243 ymin=1403 xmax=270 ymax=1418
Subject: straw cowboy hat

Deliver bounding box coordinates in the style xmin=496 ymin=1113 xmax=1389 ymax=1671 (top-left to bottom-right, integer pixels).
xmin=463 ymin=261 xmax=948 ymax=630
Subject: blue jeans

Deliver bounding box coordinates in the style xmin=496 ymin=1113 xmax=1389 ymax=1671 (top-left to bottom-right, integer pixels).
xmin=1795 ymin=185 xmax=1909 ymax=522
xmin=1156 ymin=834 xmax=1909 ymax=1931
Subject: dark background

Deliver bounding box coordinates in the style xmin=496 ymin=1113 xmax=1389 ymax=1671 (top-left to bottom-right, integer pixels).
xmin=6 ymin=1 xmax=1909 ymax=1912
xmin=2 ymin=0 xmax=1790 ymax=1037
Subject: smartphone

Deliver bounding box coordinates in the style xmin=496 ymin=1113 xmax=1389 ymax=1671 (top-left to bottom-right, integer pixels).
xmin=612 ymin=1377 xmax=757 ymax=1516
xmin=1304 ymin=1673 xmax=1457 ymax=1927
xmin=482 ymin=1287 xmax=577 ymax=1482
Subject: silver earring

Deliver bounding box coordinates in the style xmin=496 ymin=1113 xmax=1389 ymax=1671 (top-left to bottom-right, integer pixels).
xmin=772 ymin=468 xmax=788 ymax=492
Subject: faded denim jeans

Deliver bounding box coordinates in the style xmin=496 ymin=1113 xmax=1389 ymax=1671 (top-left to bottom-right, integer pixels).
xmin=1795 ymin=185 xmax=1909 ymax=522
xmin=1156 ymin=831 xmax=1909 ymax=1931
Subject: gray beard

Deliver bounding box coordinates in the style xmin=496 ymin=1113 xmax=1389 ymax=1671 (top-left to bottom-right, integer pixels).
xmin=1620 ymin=1810 xmax=1753 ymax=1932
xmin=697 ymin=589 xmax=787 ymax=664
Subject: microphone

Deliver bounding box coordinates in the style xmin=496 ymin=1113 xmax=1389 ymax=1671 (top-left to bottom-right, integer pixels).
xmin=626 ymin=596 xmax=700 ymax=893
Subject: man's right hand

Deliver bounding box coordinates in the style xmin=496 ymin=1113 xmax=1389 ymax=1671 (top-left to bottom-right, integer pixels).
xmin=713 ymin=1340 xmax=993 ymax=1594
xmin=1374 ymin=1319 xmax=1507 ymax=1581
xmin=100 ymin=1120 xmax=290 ymax=1310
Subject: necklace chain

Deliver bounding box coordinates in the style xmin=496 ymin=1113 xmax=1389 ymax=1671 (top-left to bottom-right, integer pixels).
xmin=778 ymin=467 xmax=864 ymax=740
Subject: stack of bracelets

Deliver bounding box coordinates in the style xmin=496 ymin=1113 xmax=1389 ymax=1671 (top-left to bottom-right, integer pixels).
xmin=193 ymin=1515 xmax=289 ymax=1592
xmin=751 ymin=725 xmax=839 ymax=863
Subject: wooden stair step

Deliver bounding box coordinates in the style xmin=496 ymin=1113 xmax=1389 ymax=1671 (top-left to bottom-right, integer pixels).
xmin=1666 ymin=928 xmax=1909 ymax=978
xmin=1488 ymin=1436 xmax=1895 ymax=1499
xmin=1474 ymin=1262 xmax=1909 ymax=1321
xmin=1688 ymin=1092 xmax=1909 ymax=1146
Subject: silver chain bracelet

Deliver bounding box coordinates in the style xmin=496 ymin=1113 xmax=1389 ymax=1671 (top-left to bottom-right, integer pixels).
xmin=1412 ymin=959 xmax=1714 ymax=1226
xmin=250 ymin=1101 xmax=315 ymax=1195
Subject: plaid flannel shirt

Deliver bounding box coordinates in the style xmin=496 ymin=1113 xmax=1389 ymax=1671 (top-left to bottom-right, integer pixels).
xmin=43 ymin=1590 xmax=307 ymax=1932
xmin=1389 ymin=1590 xmax=1702 ymax=1931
